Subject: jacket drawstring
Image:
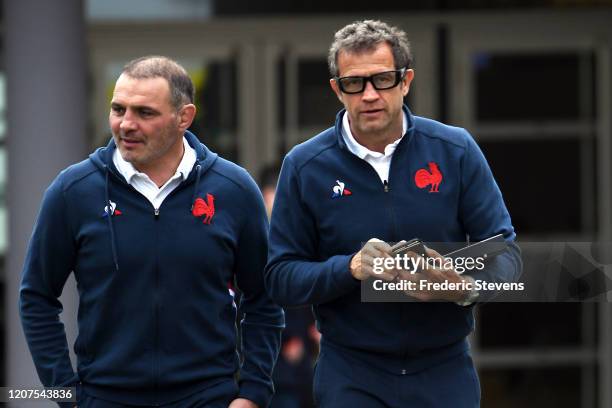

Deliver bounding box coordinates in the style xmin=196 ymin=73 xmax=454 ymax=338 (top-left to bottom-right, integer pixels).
xmin=104 ymin=167 xmax=120 ymax=272
xmin=190 ymin=164 xmax=202 ymax=212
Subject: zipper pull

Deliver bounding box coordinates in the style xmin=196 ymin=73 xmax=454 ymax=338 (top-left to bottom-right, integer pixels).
xmin=383 ymin=180 xmax=390 ymax=193
xmin=154 ymin=208 xmax=160 ymax=218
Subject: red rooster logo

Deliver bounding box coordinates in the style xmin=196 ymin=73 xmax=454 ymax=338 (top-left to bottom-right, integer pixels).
xmin=414 ymin=162 xmax=443 ymax=193
xmin=192 ymin=193 xmax=215 ymax=224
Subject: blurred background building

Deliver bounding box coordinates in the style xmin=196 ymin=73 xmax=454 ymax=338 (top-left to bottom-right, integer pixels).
xmin=1 ymin=0 xmax=612 ymax=407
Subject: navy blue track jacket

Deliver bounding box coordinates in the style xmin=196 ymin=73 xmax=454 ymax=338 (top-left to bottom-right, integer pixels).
xmin=265 ymin=107 xmax=522 ymax=373
xmin=20 ymin=131 xmax=284 ymax=407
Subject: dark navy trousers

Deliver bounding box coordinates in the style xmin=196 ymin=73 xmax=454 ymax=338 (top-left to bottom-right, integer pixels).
xmin=313 ymin=346 xmax=480 ymax=408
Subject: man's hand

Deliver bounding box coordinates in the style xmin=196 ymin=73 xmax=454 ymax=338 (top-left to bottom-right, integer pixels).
xmin=349 ymin=238 xmax=397 ymax=281
xmin=228 ymin=398 xmax=258 ymax=408
xmin=398 ymin=246 xmax=472 ymax=302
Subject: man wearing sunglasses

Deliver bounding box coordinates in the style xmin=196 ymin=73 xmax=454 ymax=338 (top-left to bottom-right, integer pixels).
xmin=266 ymin=20 xmax=521 ymax=407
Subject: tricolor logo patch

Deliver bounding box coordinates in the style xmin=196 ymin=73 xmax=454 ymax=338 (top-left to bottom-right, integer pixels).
xmin=331 ymin=180 xmax=352 ymax=199
xmin=102 ymin=200 xmax=122 ymax=217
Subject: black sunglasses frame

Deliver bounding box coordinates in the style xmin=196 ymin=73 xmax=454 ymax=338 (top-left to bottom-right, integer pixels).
xmin=334 ymin=68 xmax=407 ymax=94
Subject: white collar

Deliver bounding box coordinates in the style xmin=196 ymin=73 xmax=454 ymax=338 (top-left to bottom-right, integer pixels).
xmin=341 ymin=111 xmax=407 ymax=159
xmin=113 ymin=137 xmax=197 ymax=184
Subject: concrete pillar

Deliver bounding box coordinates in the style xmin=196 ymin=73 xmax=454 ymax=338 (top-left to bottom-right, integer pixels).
xmin=4 ymin=0 xmax=87 ymax=404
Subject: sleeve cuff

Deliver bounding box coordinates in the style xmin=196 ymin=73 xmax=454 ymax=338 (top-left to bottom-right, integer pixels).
xmin=56 ymin=379 xmax=79 ymax=408
xmin=331 ymin=253 xmax=361 ymax=292
xmin=455 ymin=275 xmax=479 ymax=306
xmin=238 ymin=381 xmax=272 ymax=408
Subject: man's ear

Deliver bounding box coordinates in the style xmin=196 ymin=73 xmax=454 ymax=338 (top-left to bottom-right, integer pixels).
xmin=330 ymin=78 xmax=344 ymax=103
xmin=402 ymin=69 xmax=415 ymax=97
xmin=177 ymin=104 xmax=197 ymax=131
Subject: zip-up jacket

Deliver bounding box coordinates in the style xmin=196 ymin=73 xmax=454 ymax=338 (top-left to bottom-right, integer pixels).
xmin=20 ymin=131 xmax=284 ymax=407
xmin=265 ymin=106 xmax=521 ymax=373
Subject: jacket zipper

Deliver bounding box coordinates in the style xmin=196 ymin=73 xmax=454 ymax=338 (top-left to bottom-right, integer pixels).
xmin=346 ymin=155 xmax=400 ymax=241
xmin=385 ymin=182 xmax=400 ymax=242
xmin=383 ymin=155 xmax=410 ymax=376
xmin=153 ymin=207 xmax=160 ymax=404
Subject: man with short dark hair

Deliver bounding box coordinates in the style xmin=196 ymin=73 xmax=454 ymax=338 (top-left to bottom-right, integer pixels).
xmin=20 ymin=55 xmax=283 ymax=408
xmin=265 ymin=20 xmax=521 ymax=407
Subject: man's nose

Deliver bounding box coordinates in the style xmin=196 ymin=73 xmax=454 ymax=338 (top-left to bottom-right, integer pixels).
xmin=119 ymin=111 xmax=137 ymax=131
xmin=362 ymin=80 xmax=380 ymax=101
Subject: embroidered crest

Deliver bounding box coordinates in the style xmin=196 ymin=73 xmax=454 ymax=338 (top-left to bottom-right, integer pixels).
xmin=331 ymin=180 xmax=352 ymax=199
xmin=192 ymin=193 xmax=215 ymax=224
xmin=414 ymin=162 xmax=443 ymax=193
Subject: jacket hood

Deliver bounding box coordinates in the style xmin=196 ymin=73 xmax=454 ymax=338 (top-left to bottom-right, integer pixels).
xmin=88 ymin=130 xmax=218 ymax=177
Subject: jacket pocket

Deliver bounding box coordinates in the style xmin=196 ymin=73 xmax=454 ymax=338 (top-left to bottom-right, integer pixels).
xmin=74 ymin=304 xmax=92 ymax=363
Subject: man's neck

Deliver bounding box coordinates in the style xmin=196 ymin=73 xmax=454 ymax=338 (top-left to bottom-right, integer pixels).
xmin=351 ymin=122 xmax=403 ymax=154
xmin=137 ymin=143 xmax=185 ymax=188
